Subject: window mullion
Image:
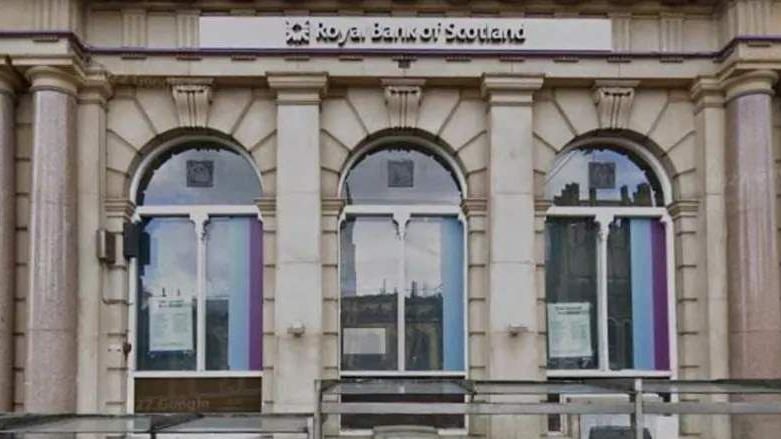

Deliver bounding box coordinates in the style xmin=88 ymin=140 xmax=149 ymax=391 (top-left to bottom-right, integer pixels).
xmin=595 ymin=214 xmax=612 ymax=372
xmin=191 ymin=212 xmax=208 ymax=372
xmin=394 ymin=211 xmax=409 ymax=372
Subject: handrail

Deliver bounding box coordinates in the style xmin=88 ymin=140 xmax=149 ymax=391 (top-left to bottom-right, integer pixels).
xmin=317 ymin=378 xmax=781 ymax=439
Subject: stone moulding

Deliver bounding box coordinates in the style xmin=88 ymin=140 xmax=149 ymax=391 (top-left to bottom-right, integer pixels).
xmin=168 ymin=78 xmax=213 ymax=128
xmin=382 ymin=78 xmax=425 ymax=129
xmin=592 ymin=80 xmax=639 ymax=129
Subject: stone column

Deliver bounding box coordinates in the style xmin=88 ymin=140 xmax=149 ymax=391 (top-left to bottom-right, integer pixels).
xmin=722 ymin=70 xmax=781 ymax=438
xmin=76 ymin=77 xmax=111 ymax=413
xmin=23 ymin=66 xmax=80 ymax=412
xmin=267 ymin=72 xmax=327 ymax=413
xmin=0 ymin=63 xmax=21 ymax=412
xmin=481 ymin=74 xmax=544 ymax=438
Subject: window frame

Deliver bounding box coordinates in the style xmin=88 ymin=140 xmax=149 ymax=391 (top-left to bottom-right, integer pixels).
xmin=337 ymin=204 xmax=469 ymax=377
xmin=544 ymin=140 xmax=677 ymax=379
xmin=126 ymin=137 xmax=264 ymax=414
xmin=336 ymin=141 xmax=470 ymax=435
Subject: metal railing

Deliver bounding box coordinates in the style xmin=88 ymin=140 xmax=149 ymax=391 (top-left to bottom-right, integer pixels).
xmin=3 ymin=379 xmax=781 ymax=438
xmin=0 ymin=413 xmax=314 ymax=437
xmin=317 ymin=378 xmax=781 ymax=439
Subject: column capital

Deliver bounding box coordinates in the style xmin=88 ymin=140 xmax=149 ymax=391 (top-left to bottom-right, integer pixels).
xmin=481 ymin=73 xmax=544 ymax=106
xmin=267 ymin=72 xmax=328 ymax=105
xmin=321 ymin=197 xmax=346 ymax=217
xmin=721 ymin=70 xmax=778 ymax=103
xmin=78 ymin=73 xmax=113 ymax=107
xmin=256 ymin=196 xmax=276 ymax=216
xmin=26 ymin=66 xmax=81 ymax=97
xmin=0 ymin=64 xmax=23 ymax=98
xmin=690 ymin=77 xmax=725 ymax=112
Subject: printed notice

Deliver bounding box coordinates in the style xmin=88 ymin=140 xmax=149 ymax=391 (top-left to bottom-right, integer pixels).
xmin=547 ymin=302 xmax=593 ymax=358
xmin=343 ymin=328 xmax=386 ymax=355
xmin=149 ymin=297 xmax=193 ymax=352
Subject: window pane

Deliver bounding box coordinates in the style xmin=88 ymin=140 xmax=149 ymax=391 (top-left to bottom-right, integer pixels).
xmin=404 ymin=217 xmax=464 ymax=371
xmin=608 ymin=218 xmax=669 ymax=370
xmin=205 ymin=217 xmax=263 ymax=371
xmin=545 ymin=217 xmax=599 ymax=370
xmin=136 ymin=217 xmax=197 ymax=371
xmin=546 ymin=147 xmax=664 ymax=207
xmin=341 ymin=217 xmax=400 ymax=371
xmin=137 ymin=144 xmax=262 ymax=205
xmin=344 ymin=147 xmax=461 ymax=205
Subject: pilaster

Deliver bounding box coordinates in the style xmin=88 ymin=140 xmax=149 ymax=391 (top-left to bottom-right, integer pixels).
xmin=482 ymin=73 xmax=544 ymax=439
xmin=76 ymin=73 xmax=112 ymax=414
xmin=256 ymin=196 xmax=277 ymax=412
xmin=267 ymin=72 xmax=328 ymax=414
xmin=0 ymin=64 xmax=22 ymax=412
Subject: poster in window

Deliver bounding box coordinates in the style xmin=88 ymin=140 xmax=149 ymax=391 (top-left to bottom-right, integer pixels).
xmin=589 ymin=162 xmax=615 ymax=189
xmin=343 ymin=327 xmax=386 ymax=355
xmin=387 ymin=160 xmax=414 ymax=188
xmin=547 ymin=302 xmax=592 ymax=358
xmin=149 ymin=297 xmax=194 ymax=352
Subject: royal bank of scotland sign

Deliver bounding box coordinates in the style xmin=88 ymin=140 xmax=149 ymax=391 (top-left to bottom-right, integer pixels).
xmin=199 ymin=16 xmax=613 ymax=52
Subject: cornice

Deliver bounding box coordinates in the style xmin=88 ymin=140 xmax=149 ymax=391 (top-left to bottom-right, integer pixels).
xmin=89 ymin=1 xmax=722 ymax=16
xmin=0 ymin=63 xmax=24 ymax=97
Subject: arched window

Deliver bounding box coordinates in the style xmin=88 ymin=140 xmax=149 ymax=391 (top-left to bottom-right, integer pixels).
xmin=544 ymin=141 xmax=673 ymax=376
xmin=339 ymin=142 xmax=467 ymax=429
xmin=130 ymin=139 xmax=263 ymax=412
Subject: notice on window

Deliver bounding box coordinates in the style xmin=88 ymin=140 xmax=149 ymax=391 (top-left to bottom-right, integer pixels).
xmin=149 ymin=297 xmax=193 ymax=352
xmin=547 ymin=303 xmax=592 ymax=358
xmin=343 ymin=328 xmax=386 ymax=355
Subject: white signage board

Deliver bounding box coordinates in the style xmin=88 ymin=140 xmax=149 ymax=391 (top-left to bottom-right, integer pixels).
xmin=200 ymin=16 xmax=612 ymax=52
xmin=547 ymin=302 xmax=593 ymax=358
xmin=149 ymin=297 xmax=194 ymax=352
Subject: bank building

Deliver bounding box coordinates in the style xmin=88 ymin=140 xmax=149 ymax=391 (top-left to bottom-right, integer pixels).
xmin=2 ymin=1 xmax=781 ymax=439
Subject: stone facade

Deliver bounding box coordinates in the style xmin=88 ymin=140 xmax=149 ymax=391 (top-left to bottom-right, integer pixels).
xmin=0 ymin=1 xmax=780 ymax=438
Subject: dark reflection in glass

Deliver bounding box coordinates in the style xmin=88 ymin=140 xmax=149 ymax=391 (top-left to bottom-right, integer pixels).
xmin=137 ymin=217 xmax=197 ymax=371
xmin=607 ymin=218 xmax=633 ymax=370
xmin=135 ymin=377 xmax=262 ymax=413
xmin=404 ymin=217 xmax=464 ymax=371
xmin=546 ymin=147 xmax=664 ymax=207
xmin=341 ymin=386 xmax=465 ymax=430
xmin=137 ymin=143 xmax=261 ymax=205
xmin=344 ymin=146 xmax=462 ymax=205
xmin=545 ymin=217 xmax=599 ymax=370
xmin=205 ymin=217 xmax=263 ymax=371
xmin=340 ymin=217 xmax=400 ymax=370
